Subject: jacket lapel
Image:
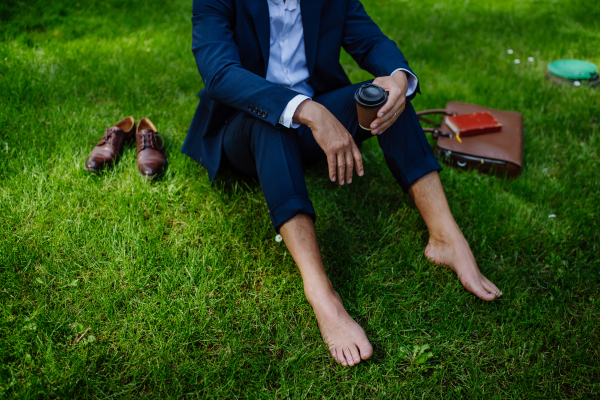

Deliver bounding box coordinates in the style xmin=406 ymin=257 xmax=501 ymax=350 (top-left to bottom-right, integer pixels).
xmin=248 ymin=0 xmax=271 ymax=74
xmin=301 ymin=0 xmax=321 ymax=76
xmin=249 ymin=0 xmax=322 ymax=76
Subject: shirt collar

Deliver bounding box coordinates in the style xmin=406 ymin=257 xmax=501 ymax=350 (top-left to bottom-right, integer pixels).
xmin=267 ymin=0 xmax=298 ymax=11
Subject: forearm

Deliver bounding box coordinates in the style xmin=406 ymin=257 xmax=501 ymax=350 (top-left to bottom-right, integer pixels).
xmin=200 ymin=58 xmax=299 ymax=127
xmin=361 ymin=40 xmax=411 ymax=78
xmin=192 ymin=0 xmax=298 ymax=126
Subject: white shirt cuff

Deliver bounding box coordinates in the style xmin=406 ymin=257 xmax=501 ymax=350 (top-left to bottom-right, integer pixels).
xmin=391 ymin=68 xmax=418 ymax=97
xmin=279 ymin=94 xmax=311 ymax=129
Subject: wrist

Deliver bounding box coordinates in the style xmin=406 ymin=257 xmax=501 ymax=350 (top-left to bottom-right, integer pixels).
xmin=392 ymin=73 xmax=408 ymax=97
xmin=293 ymin=99 xmax=322 ymax=127
xmin=392 ymin=71 xmax=408 ymax=86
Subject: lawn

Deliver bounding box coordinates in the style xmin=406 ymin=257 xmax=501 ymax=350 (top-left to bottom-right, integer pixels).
xmin=1 ymin=0 xmax=599 ymax=398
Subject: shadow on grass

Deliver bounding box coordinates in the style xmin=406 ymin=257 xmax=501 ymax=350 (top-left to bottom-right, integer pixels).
xmin=2 ymin=0 xmax=600 ymax=396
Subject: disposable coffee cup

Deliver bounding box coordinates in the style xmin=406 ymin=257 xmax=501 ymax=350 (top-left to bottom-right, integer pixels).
xmin=355 ymin=83 xmax=388 ymax=130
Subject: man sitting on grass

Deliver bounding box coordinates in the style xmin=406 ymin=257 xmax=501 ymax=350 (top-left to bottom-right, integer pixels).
xmin=181 ymin=0 xmax=502 ymax=367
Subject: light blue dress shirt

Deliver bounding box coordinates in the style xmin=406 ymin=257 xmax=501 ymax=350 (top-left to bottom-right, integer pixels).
xmin=266 ymin=0 xmax=418 ymax=128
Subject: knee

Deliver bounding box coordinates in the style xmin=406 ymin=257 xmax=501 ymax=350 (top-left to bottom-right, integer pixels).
xmin=393 ymin=101 xmax=419 ymax=129
xmin=380 ymin=101 xmax=423 ymax=140
xmin=247 ymin=118 xmax=298 ymax=149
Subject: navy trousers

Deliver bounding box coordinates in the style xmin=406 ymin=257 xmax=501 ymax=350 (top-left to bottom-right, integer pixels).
xmin=221 ymin=81 xmax=442 ymax=232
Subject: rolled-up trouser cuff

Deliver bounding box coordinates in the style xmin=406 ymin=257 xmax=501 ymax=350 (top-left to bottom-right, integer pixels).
xmin=269 ymin=195 xmax=316 ymax=233
xmin=387 ymin=154 xmax=443 ymax=193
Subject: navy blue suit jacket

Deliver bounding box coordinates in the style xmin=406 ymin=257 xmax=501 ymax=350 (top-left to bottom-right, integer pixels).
xmin=181 ymin=0 xmax=419 ymax=181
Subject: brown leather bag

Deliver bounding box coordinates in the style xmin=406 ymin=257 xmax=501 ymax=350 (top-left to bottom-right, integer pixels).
xmin=417 ymin=102 xmax=524 ymax=177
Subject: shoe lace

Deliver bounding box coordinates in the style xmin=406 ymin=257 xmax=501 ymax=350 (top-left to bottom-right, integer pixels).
xmin=138 ymin=130 xmax=165 ymax=152
xmin=94 ymin=126 xmax=119 ymax=146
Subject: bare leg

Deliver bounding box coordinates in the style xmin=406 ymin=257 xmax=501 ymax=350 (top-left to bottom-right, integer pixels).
xmin=408 ymin=171 xmax=502 ymax=301
xmin=280 ymin=213 xmax=373 ymax=366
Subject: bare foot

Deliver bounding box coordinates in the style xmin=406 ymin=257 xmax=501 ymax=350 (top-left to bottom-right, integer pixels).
xmin=308 ymin=290 xmax=373 ymax=366
xmin=424 ymin=230 xmax=502 ymax=301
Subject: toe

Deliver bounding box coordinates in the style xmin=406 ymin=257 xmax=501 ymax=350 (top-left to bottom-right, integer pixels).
xmin=358 ymin=340 xmax=373 ymax=360
xmin=343 ymin=348 xmax=355 ymax=366
xmin=348 ymin=343 xmax=360 ymax=364
xmin=330 ymin=347 xmax=338 ymax=362
xmin=482 ymin=278 xmax=501 ymax=297
xmin=462 ymin=277 xmax=496 ymax=301
xmin=337 ymin=347 xmax=348 ymax=366
xmin=477 ymin=289 xmax=497 ymax=301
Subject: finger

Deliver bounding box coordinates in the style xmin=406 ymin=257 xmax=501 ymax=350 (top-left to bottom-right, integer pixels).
xmin=378 ymin=96 xmax=404 ymax=125
xmin=374 ymin=115 xmax=395 ymax=135
xmin=371 ymin=94 xmax=403 ymax=133
xmin=373 ymin=112 xmax=398 ymax=135
xmin=337 ymin=152 xmax=346 ymax=185
xmin=345 ymin=148 xmax=354 ymax=184
xmin=351 ymin=142 xmax=364 ymax=176
xmin=373 ymin=101 xmax=404 ymax=135
xmin=376 ymin=88 xmax=399 ymax=119
xmin=327 ymin=153 xmax=337 ymax=182
xmin=377 ymin=86 xmax=402 ymax=120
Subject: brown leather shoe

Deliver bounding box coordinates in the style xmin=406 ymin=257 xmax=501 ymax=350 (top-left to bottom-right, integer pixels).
xmin=84 ymin=117 xmax=136 ymax=172
xmin=136 ymin=118 xmax=168 ymax=179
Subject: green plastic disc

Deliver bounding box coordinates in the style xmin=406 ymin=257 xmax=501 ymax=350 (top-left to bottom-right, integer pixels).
xmin=547 ymin=59 xmax=598 ymax=80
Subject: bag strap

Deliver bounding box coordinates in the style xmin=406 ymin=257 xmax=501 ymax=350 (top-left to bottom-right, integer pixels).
xmin=417 ymin=109 xmax=456 ymax=139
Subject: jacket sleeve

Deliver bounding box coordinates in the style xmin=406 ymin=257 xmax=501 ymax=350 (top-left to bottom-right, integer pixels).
xmin=342 ymin=0 xmax=420 ymax=99
xmin=192 ymin=0 xmax=298 ymax=127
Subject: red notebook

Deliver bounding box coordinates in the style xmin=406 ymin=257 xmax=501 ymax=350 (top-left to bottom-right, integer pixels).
xmin=444 ymin=112 xmax=503 ymax=137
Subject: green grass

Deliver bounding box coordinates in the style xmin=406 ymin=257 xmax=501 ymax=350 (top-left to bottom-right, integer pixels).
xmin=1 ymin=0 xmax=599 ymax=397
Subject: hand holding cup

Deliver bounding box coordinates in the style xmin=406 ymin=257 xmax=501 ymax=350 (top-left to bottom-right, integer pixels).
xmin=355 ymin=83 xmax=387 ymax=131
xmin=361 ymin=73 xmax=409 ymax=135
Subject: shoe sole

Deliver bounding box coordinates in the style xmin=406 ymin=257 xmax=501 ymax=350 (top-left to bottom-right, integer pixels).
xmin=84 ymin=163 xmax=117 ymax=173
xmin=84 ymin=165 xmax=101 ymax=173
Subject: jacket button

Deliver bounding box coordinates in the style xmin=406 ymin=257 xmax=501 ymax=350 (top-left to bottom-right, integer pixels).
xmin=248 ymin=106 xmax=253 ymax=112
xmin=262 ymin=112 xmax=268 ymax=117
xmin=253 ymin=109 xmax=258 ymax=114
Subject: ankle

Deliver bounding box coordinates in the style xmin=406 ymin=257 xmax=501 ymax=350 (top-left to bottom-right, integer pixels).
xmin=304 ymin=282 xmax=337 ymax=306
xmin=428 ymin=219 xmax=462 ymax=245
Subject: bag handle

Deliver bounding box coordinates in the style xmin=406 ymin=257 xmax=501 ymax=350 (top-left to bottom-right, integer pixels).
xmin=417 ymin=109 xmax=456 ymax=139
xmin=416 ymin=109 xmax=453 ymax=116
xmin=416 ymin=109 xmax=455 ymax=126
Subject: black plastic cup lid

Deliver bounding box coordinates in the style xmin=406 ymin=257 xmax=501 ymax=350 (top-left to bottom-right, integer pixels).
xmin=355 ymin=83 xmax=387 ymax=108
